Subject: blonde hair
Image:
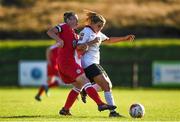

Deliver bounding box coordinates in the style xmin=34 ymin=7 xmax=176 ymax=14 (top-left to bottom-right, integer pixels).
xmin=84 ymin=10 xmax=106 ymax=25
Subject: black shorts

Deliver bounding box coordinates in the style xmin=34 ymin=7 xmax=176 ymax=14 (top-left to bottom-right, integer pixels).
xmin=84 ymin=64 xmax=108 ymax=83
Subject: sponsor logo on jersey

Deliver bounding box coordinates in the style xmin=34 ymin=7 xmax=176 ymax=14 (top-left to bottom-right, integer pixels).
xmin=79 ymin=33 xmax=84 ymax=41
xmin=76 ymin=69 xmax=81 ymax=74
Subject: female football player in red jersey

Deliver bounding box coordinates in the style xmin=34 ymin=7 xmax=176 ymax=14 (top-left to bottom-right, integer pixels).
xmin=47 ymin=11 xmax=116 ymax=116
xmin=77 ymin=10 xmax=135 ymax=117
xmin=35 ymin=45 xmax=66 ymax=101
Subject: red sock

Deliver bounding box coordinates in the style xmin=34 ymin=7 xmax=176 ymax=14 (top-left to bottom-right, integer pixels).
xmin=48 ymin=81 xmax=58 ymax=88
xmin=85 ymin=86 xmax=104 ymax=105
xmin=64 ymin=89 xmax=79 ymax=110
xmin=38 ymin=86 xmax=44 ymax=96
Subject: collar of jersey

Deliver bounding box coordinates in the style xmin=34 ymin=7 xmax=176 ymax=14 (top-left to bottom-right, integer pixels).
xmin=85 ymin=25 xmax=96 ymax=33
xmin=65 ymin=23 xmax=74 ymax=32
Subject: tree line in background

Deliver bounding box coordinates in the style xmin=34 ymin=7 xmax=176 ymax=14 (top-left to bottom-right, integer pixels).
xmin=0 ymin=0 xmax=180 ymax=39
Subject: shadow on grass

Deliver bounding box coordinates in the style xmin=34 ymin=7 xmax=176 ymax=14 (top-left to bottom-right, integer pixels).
xmin=0 ymin=115 xmax=56 ymax=119
xmin=0 ymin=115 xmax=116 ymax=119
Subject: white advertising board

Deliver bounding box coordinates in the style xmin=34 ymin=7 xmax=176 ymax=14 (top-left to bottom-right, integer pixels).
xmin=19 ymin=61 xmax=47 ymax=86
xmin=153 ymin=61 xmax=180 ymax=85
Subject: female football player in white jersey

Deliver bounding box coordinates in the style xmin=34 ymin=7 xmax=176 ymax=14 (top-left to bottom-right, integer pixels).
xmin=77 ymin=10 xmax=135 ymax=117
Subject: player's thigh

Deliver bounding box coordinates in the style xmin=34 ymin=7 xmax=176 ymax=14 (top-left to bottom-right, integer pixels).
xmin=73 ymin=73 xmax=89 ymax=89
xmin=93 ymin=74 xmax=108 ymax=85
xmin=85 ymin=64 xmax=112 ymax=87
xmin=102 ymin=73 xmax=112 ymax=88
xmin=58 ymin=61 xmax=84 ymax=84
xmin=93 ymin=74 xmax=112 ymax=90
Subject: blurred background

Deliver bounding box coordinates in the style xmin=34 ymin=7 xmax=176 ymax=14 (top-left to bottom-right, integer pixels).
xmin=1 ymin=0 xmax=180 ymax=88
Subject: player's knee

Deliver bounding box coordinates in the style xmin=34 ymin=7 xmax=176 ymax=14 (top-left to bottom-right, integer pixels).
xmin=103 ymin=82 xmax=111 ymax=92
xmin=104 ymin=77 xmax=112 ymax=90
xmin=109 ymin=81 xmax=112 ymax=89
xmin=81 ymin=82 xmax=92 ymax=91
xmin=72 ymin=87 xmax=81 ymax=93
xmin=77 ymin=74 xmax=89 ymax=83
xmin=74 ymin=74 xmax=90 ymax=88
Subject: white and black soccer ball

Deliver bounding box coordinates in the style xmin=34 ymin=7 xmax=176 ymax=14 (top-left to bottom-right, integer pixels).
xmin=129 ymin=103 xmax=145 ymax=118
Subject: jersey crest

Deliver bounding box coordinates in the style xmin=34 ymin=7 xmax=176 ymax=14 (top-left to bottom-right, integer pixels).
xmin=79 ymin=33 xmax=84 ymax=41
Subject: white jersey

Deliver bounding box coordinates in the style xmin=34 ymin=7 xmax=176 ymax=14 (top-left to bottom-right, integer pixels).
xmin=78 ymin=26 xmax=108 ymax=68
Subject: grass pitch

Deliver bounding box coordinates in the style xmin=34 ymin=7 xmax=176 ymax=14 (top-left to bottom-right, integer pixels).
xmin=0 ymin=87 xmax=180 ymax=122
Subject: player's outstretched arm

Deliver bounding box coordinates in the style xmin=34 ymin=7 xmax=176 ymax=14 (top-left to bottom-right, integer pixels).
xmin=86 ymin=37 xmax=100 ymax=46
xmin=77 ymin=37 xmax=100 ymax=51
xmin=103 ymin=35 xmax=135 ymax=44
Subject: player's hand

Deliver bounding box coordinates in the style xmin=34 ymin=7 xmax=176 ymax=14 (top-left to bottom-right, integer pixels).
xmin=125 ymin=35 xmax=135 ymax=42
xmin=92 ymin=37 xmax=100 ymax=44
xmin=77 ymin=43 xmax=88 ymax=51
xmin=56 ymin=40 xmax=64 ymax=48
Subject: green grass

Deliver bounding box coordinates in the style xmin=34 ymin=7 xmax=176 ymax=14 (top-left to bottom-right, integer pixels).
xmin=0 ymin=40 xmax=54 ymax=48
xmin=0 ymin=88 xmax=180 ymax=121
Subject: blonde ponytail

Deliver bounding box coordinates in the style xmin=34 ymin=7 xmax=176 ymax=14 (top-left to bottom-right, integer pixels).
xmin=83 ymin=9 xmax=106 ymax=25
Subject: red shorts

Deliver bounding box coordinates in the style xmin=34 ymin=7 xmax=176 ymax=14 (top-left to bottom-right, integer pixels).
xmin=57 ymin=61 xmax=84 ymax=84
xmin=47 ymin=64 xmax=59 ymax=77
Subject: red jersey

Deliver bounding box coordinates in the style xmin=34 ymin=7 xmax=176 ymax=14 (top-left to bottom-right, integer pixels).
xmin=47 ymin=45 xmax=59 ymax=76
xmin=49 ymin=45 xmax=58 ymax=66
xmin=57 ymin=23 xmax=78 ymax=63
xmin=56 ymin=23 xmax=84 ymax=83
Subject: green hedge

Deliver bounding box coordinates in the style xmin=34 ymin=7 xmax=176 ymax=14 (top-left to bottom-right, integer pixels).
xmin=100 ymin=44 xmax=180 ymax=87
xmin=1 ymin=39 xmax=180 ymax=86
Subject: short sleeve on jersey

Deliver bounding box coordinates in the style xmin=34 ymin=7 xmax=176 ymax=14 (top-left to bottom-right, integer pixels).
xmin=100 ymin=32 xmax=109 ymax=42
xmin=78 ymin=29 xmax=90 ymax=44
xmin=55 ymin=25 xmax=62 ymax=32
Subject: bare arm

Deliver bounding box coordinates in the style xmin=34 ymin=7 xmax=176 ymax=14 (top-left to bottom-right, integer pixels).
xmin=76 ymin=37 xmax=100 ymax=51
xmin=102 ymin=35 xmax=135 ymax=44
xmin=47 ymin=27 xmax=64 ymax=48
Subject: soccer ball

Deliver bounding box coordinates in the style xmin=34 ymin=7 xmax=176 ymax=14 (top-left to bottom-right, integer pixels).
xmin=129 ymin=103 xmax=145 ymax=118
